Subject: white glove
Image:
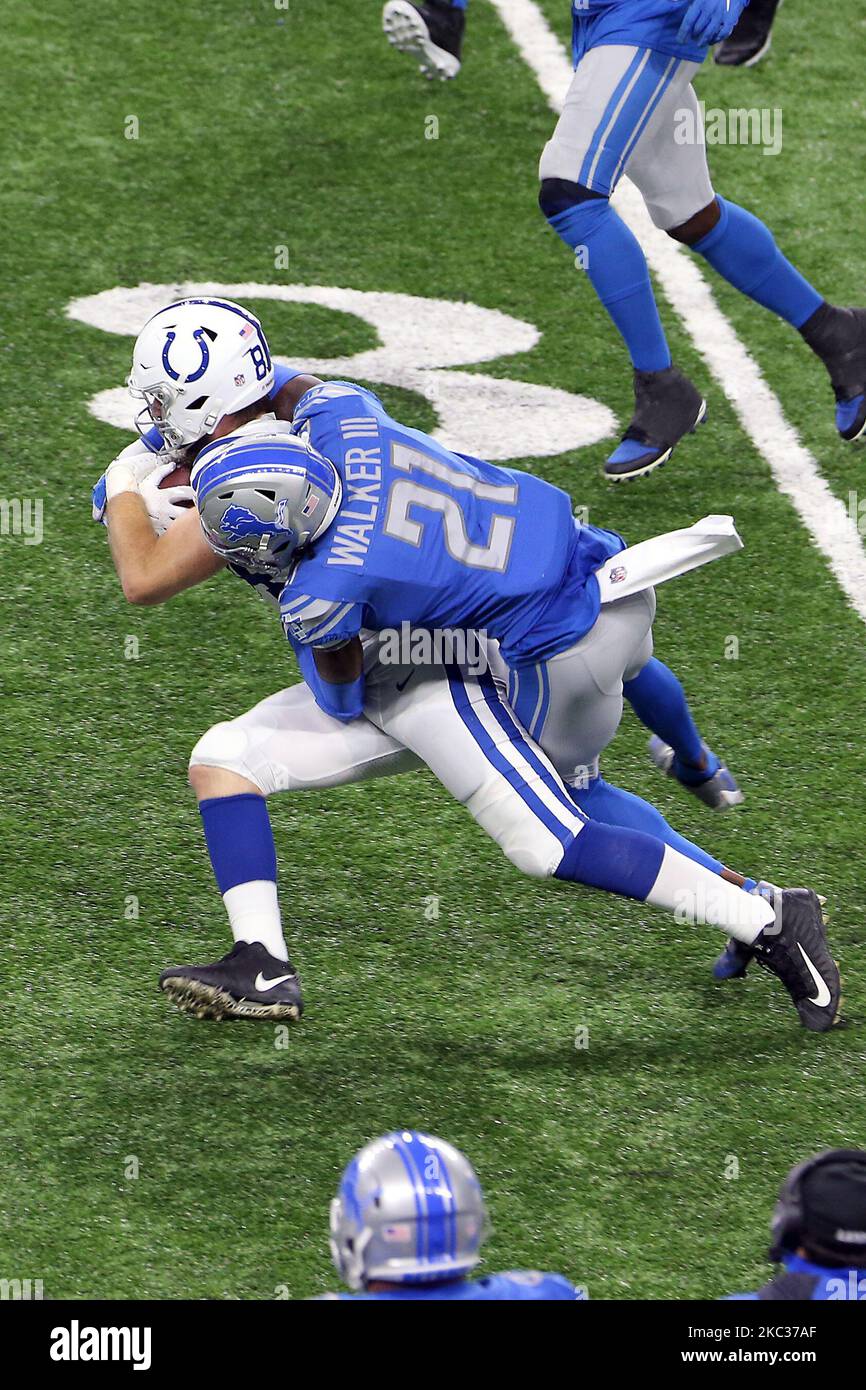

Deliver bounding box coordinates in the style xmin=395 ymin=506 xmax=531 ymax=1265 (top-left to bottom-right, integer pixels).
xmin=94 ymin=440 xmax=194 ymax=535
xmin=104 ymin=438 xmax=166 ymax=503
xmin=139 ymin=459 xmax=195 ymax=536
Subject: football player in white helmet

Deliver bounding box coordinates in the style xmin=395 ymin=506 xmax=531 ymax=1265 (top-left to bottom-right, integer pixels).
xmin=128 ymin=296 xmax=275 ymax=449
xmin=97 ymin=299 xmax=825 ymax=1030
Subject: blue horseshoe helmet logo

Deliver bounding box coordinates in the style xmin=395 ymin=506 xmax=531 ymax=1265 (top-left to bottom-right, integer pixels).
xmin=161 ymin=327 xmax=211 ymax=382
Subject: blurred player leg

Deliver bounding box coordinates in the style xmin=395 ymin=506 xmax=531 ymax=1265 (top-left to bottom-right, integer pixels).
xmin=367 ymin=648 xmax=774 ymax=943
xmin=510 ymin=590 xmax=738 ymax=812
xmin=714 ymin=0 xmax=782 ymax=68
xmin=539 ymin=47 xmax=707 ymax=480
xmin=382 ymin=0 xmax=466 ymax=81
xmin=498 ymin=599 xmax=838 ymax=1026
xmin=624 ymin=658 xmax=744 ymax=810
xmin=630 ymin=79 xmax=866 ymax=443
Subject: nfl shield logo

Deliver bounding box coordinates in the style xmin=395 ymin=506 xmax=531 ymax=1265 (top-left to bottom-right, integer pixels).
xmin=234 ymin=373 xmax=246 ymax=387
xmin=609 ymin=565 xmax=627 ymax=584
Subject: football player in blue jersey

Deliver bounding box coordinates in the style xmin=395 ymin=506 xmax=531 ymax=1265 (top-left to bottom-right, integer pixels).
xmin=382 ymin=0 xmax=467 ymax=81
xmin=725 ymin=1150 xmax=866 ymax=1301
xmin=317 ymin=1130 xmax=584 ymax=1300
xmin=539 ymin=0 xmax=866 ymax=477
xmin=99 ymin=299 xmax=837 ymax=1031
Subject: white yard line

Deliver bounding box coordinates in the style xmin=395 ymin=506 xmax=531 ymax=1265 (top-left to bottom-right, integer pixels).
xmin=489 ymin=0 xmax=866 ymax=623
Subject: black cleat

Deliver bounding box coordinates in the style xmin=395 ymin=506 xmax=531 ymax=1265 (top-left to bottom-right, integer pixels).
xmin=714 ymin=0 xmax=782 ymax=68
xmin=752 ymin=888 xmax=841 ymax=1032
xmin=800 ymin=303 xmax=866 ymax=442
xmin=159 ymin=941 xmax=303 ymax=1022
xmin=712 ymin=882 xmax=783 ymax=980
xmin=605 ymin=366 xmax=706 ymax=481
xmin=382 ymin=0 xmax=464 ymax=81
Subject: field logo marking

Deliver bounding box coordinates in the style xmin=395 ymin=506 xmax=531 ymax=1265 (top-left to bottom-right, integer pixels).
xmin=489 ymin=0 xmax=866 ymax=624
xmin=67 ymin=282 xmax=615 ymax=464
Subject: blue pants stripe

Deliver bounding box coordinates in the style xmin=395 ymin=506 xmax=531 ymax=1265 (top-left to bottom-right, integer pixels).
xmin=579 ymin=48 xmax=650 ymax=189
xmin=447 ymin=667 xmax=583 ymax=849
xmin=474 ymin=668 xmax=589 ymax=832
xmin=582 ymin=50 xmax=679 ymax=195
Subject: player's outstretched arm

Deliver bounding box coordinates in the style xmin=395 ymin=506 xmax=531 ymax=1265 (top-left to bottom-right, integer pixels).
xmin=107 ymin=495 xmax=225 ymax=606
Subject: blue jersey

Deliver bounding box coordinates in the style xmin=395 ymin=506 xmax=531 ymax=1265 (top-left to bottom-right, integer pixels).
xmin=323 ymin=1271 xmax=585 ymax=1301
xmin=572 ymin=1 xmax=709 ymax=65
xmin=726 ymin=1253 xmax=866 ymax=1302
xmin=281 ymin=382 xmax=624 ymax=668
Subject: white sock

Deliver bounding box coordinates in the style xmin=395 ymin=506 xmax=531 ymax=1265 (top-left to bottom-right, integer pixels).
xmin=222 ymin=880 xmax=289 ymax=961
xmin=646 ymin=846 xmax=775 ymax=944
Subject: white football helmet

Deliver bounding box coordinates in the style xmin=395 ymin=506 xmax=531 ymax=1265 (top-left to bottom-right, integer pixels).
xmin=128 ymin=297 xmax=275 ymax=448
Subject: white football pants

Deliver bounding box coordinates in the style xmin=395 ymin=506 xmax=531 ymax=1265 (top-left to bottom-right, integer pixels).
xmin=190 ymin=594 xmax=655 ymax=880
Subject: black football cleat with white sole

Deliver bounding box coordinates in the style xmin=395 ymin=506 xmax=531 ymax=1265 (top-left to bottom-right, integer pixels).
xmin=605 ymin=366 xmax=707 ymax=481
xmin=714 ymin=0 xmax=781 ymax=68
xmin=159 ymin=941 xmax=303 ymax=1022
xmin=382 ymin=0 xmax=464 ymax=81
xmin=751 ymin=888 xmax=841 ymax=1032
xmin=800 ymin=303 xmax=866 ymax=442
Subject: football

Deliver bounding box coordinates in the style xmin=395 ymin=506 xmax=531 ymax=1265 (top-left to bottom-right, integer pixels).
xmin=158 ymin=461 xmax=194 ymax=505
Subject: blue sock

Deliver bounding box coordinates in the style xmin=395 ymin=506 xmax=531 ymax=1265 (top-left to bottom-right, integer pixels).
xmin=553 ymin=817 xmax=664 ymax=901
xmin=570 ymin=776 xmax=724 ymax=876
xmin=624 ymin=658 xmax=707 ymax=767
xmin=692 ymin=196 xmax=823 ymax=329
xmin=547 ymin=199 xmax=671 ymax=372
xmin=199 ymin=794 xmax=277 ymax=894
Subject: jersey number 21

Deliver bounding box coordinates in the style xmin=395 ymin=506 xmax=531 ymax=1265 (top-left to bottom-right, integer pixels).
xmin=383 ymin=443 xmax=517 ymax=572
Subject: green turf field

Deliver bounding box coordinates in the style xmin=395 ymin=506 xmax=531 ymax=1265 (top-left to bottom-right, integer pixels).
xmin=2 ymin=0 xmax=865 ymax=1301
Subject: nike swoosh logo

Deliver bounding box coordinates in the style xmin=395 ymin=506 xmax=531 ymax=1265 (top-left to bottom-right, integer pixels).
xmin=797 ymin=944 xmax=832 ymax=1008
xmin=255 ymin=971 xmax=295 ymax=992
xmin=395 ymin=670 xmax=416 ymax=692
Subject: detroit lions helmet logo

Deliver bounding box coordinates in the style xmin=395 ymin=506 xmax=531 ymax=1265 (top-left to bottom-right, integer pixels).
xmin=219 ymin=504 xmax=267 ymax=541
xmin=219 ymin=501 xmax=296 ymax=543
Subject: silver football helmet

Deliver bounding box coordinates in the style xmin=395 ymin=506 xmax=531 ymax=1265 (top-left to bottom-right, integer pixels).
xmin=329 ymin=1131 xmax=489 ymax=1290
xmin=192 ymin=420 xmax=342 ymax=578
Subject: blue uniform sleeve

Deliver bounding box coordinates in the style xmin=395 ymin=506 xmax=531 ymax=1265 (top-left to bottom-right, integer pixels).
xmin=291 ymin=379 xmax=387 ymax=434
xmin=269 ymin=363 xmax=305 ymax=399
xmin=496 ymin=1271 xmax=587 ymax=1300
xmin=292 ymin=641 xmax=365 ymax=723
xmin=279 ymin=591 xmax=364 ymax=648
